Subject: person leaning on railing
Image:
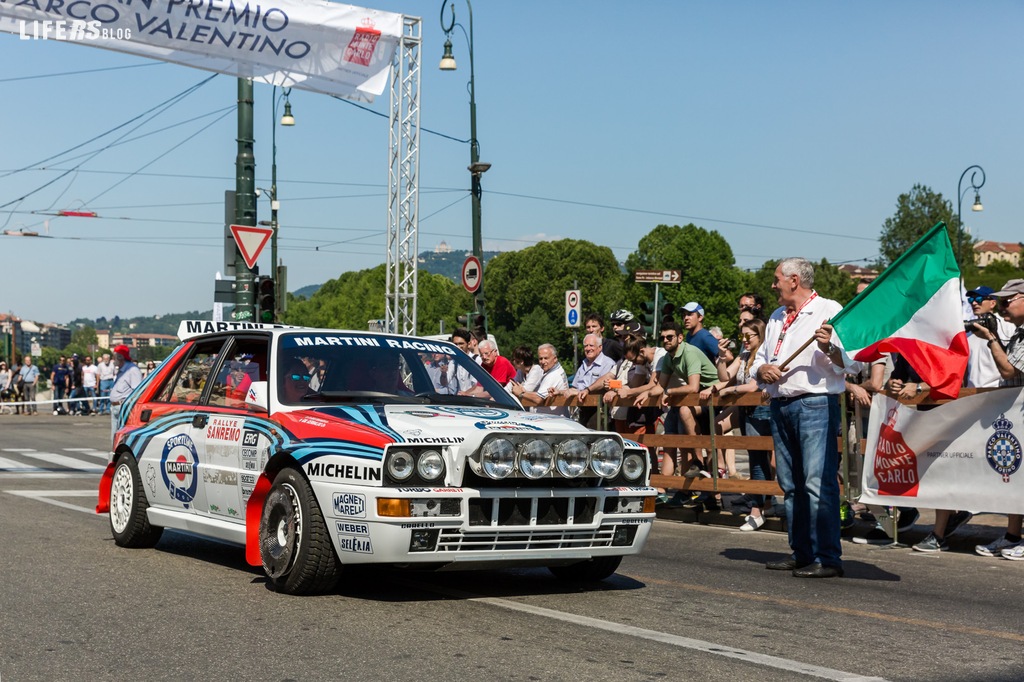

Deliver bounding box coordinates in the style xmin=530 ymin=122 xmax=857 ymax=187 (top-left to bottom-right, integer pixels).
xmin=965 ymin=278 xmax=1024 ymax=560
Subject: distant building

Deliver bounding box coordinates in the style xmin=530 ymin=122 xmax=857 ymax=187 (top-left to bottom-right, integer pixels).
xmin=110 ymin=332 xmax=178 ymax=349
xmin=838 ymin=264 xmax=879 ymax=283
xmin=974 ymin=240 xmax=1021 ymax=268
xmin=434 ymin=241 xmax=453 ymax=254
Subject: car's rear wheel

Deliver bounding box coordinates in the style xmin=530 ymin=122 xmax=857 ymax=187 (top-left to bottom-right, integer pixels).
xmin=259 ymin=467 xmax=340 ymax=595
xmin=547 ymin=555 xmax=622 ymax=582
xmin=109 ymin=454 xmax=163 ymax=548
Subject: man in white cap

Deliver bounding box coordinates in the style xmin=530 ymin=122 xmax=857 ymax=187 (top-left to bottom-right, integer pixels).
xmin=681 ymin=301 xmax=719 ymax=363
xmin=108 ymin=344 xmax=143 ymax=443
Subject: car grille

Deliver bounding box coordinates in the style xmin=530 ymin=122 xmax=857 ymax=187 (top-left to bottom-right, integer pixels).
xmin=436 ymin=526 xmax=621 ymax=552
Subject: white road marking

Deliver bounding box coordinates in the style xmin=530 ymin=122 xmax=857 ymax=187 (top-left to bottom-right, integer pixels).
xmin=0 ymin=456 xmax=35 ymax=471
xmin=422 ymin=584 xmax=888 ymax=682
xmin=15 ymin=452 xmax=105 ymax=472
xmin=5 ymin=489 xmax=100 ymax=515
xmin=65 ymin=449 xmax=110 ymax=461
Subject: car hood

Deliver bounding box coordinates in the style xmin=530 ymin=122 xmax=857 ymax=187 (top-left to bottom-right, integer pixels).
xmin=275 ymin=404 xmax=593 ymax=453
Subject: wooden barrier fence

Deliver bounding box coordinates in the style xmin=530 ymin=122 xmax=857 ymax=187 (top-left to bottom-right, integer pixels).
xmin=536 ymin=388 xmax=993 ymax=500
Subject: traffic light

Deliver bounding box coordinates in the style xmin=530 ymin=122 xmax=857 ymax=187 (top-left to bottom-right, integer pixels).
xmin=638 ymin=299 xmax=656 ymax=337
xmin=257 ymin=276 xmax=276 ymax=323
xmin=661 ymin=300 xmax=676 ymax=325
xmin=471 ymin=313 xmax=487 ymax=339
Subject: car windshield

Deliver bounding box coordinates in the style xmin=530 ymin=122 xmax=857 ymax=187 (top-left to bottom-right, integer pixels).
xmin=275 ymin=332 xmax=519 ymax=408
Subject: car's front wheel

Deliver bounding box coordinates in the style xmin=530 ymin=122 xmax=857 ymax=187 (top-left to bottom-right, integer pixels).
xmin=109 ymin=454 xmax=163 ymax=548
xmin=259 ymin=467 xmax=340 ymax=595
xmin=547 ymin=555 xmax=622 ymax=582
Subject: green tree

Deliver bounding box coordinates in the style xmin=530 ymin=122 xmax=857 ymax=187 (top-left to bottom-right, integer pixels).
xmin=484 ymin=239 xmax=625 ymax=360
xmin=70 ymin=326 xmax=98 ymax=349
xmin=624 ymin=224 xmax=747 ymax=337
xmin=966 ymin=258 xmax=1024 ymax=294
xmin=282 ymin=264 xmax=471 ymax=336
xmin=879 ymin=184 xmax=974 ymax=274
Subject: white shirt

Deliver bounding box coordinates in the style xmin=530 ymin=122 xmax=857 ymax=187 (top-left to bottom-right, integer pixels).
xmin=98 ymin=360 xmax=116 ymax=382
xmin=531 ymin=364 xmax=569 ymax=415
xmin=82 ymin=363 xmax=99 ymax=389
xmin=520 ymin=364 xmax=544 ymax=391
xmin=966 ymin=317 xmax=1017 ymax=388
xmin=752 ymin=294 xmax=849 ymax=398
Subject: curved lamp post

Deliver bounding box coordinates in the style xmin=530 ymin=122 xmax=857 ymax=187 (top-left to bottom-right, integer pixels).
xmin=956 ymin=165 xmax=984 ymax=272
xmin=440 ymin=0 xmax=490 ymax=332
xmin=259 ymin=86 xmax=294 ymax=321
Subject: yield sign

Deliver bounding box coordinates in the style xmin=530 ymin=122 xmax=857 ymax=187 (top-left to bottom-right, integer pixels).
xmin=230 ymin=224 xmax=274 ymax=270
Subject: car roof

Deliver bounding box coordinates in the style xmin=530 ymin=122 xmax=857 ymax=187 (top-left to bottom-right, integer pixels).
xmin=176 ymin=320 xmax=460 ymax=352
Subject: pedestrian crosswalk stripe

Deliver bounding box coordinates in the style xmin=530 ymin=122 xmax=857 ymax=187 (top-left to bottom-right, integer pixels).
xmin=18 ymin=452 xmax=105 ymax=472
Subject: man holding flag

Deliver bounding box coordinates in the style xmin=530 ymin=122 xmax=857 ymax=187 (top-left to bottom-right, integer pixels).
xmin=754 ymin=257 xmax=850 ymax=578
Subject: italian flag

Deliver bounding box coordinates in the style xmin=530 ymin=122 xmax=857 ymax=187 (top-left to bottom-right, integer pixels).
xmin=831 ymin=222 xmax=969 ymax=400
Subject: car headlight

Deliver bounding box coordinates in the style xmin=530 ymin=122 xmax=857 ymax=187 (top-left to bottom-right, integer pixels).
xmin=417 ymin=450 xmax=445 ymax=482
xmin=518 ymin=439 xmax=554 ymax=479
xmin=555 ymin=439 xmax=589 ymax=478
xmin=387 ymin=450 xmax=416 ymax=481
xmin=480 ymin=438 xmax=516 ymax=479
xmin=589 ymin=438 xmax=623 ymax=478
xmin=621 ymin=452 xmax=646 ymax=481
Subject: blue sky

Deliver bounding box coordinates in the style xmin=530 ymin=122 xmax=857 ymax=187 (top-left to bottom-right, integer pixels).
xmin=2 ymin=1 xmax=1021 ymax=323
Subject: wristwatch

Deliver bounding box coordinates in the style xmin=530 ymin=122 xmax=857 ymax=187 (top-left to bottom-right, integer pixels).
xmin=825 ymin=342 xmax=836 ymax=355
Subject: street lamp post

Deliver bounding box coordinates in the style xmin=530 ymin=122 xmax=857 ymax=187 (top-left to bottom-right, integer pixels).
xmin=956 ymin=165 xmax=985 ymax=272
xmin=260 ymin=86 xmax=294 ymax=322
xmin=440 ymin=0 xmax=490 ymax=333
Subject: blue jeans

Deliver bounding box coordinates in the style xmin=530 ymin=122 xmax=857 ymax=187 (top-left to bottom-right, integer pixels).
xmin=98 ymin=378 xmax=113 ymax=414
xmin=743 ymin=404 xmax=773 ymax=509
xmin=770 ymin=394 xmax=842 ymax=568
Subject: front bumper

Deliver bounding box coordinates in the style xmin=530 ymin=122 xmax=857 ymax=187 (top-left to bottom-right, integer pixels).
xmin=312 ymin=482 xmax=656 ymax=566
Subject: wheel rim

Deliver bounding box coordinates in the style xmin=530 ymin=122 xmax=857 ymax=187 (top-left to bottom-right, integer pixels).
xmin=261 ymin=482 xmax=302 ymax=579
xmin=110 ymin=463 xmax=133 ymax=534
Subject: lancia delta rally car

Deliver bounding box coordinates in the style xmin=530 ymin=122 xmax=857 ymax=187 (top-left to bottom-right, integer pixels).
xmin=96 ymin=321 xmax=656 ymax=595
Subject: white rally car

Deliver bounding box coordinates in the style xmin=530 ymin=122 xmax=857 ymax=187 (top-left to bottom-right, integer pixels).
xmin=97 ymin=321 xmax=655 ymax=594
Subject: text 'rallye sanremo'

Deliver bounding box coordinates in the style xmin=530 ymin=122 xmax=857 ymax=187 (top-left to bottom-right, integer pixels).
xmin=96 ymin=321 xmax=655 ymax=595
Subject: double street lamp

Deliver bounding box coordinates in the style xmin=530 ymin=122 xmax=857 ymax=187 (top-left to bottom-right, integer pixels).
xmin=258 ymin=85 xmax=295 ymax=321
xmin=440 ymin=0 xmax=490 ymax=332
xmin=956 ymin=165 xmax=985 ymax=272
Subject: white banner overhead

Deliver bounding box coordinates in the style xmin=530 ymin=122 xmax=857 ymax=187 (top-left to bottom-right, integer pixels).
xmin=0 ymin=0 xmax=405 ymax=101
xmin=861 ymin=389 xmax=1024 ymax=515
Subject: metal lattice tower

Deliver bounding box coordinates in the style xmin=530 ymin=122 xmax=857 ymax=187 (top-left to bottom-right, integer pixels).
xmin=385 ymin=16 xmax=422 ymax=336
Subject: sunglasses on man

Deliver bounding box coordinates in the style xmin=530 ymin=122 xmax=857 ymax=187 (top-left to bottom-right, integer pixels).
xmin=967 ymin=295 xmax=992 ymax=304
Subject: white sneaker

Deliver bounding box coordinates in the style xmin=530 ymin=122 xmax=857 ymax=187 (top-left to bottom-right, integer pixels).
xmin=1001 ymin=545 xmax=1024 ymax=561
xmin=739 ymin=514 xmax=765 ymax=531
xmin=976 ymin=537 xmax=1021 ymax=557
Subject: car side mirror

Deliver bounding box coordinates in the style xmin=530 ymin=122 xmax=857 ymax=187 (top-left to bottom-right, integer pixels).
xmin=245 ymin=381 xmax=269 ymax=413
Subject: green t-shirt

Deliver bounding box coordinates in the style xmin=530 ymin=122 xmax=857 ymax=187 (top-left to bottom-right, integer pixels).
xmin=662 ymin=342 xmax=719 ymax=389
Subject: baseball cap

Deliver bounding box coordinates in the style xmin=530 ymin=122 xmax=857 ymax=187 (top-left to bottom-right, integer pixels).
xmin=992 ymin=279 xmax=1024 ymax=297
xmin=113 ymin=344 xmax=132 ymax=362
xmin=681 ymin=302 xmax=704 ymax=316
xmin=967 ymin=285 xmax=995 ymax=298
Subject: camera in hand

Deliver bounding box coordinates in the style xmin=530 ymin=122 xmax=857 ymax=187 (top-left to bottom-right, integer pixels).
xmin=965 ymin=312 xmax=999 ymax=335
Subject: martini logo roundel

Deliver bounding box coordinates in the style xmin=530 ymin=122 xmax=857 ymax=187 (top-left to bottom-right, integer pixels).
xmin=161 ymin=433 xmax=200 ymax=508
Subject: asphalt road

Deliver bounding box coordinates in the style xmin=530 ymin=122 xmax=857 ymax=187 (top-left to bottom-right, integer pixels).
xmin=1 ymin=414 xmax=1021 ymax=682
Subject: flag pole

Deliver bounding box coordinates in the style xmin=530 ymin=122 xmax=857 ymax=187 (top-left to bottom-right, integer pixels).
xmin=778 ymin=334 xmax=819 ymax=371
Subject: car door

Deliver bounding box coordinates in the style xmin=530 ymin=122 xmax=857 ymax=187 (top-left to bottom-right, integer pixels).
xmin=195 ymin=336 xmax=271 ymax=522
xmin=140 ymin=337 xmax=228 ymax=515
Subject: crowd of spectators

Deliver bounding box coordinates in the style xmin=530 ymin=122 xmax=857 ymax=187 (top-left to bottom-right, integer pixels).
xmin=469 ymin=273 xmax=1024 ymax=565
xmin=0 ymin=350 xmax=152 ymax=417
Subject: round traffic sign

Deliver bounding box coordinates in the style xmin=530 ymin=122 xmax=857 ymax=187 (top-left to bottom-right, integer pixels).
xmin=567 ymin=291 xmax=579 ymax=308
xmin=462 ymin=256 xmax=482 ymax=293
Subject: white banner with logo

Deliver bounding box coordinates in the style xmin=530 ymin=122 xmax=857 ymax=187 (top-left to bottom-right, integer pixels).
xmin=0 ymin=0 xmax=403 ymax=101
xmin=861 ymin=389 xmax=1024 ymax=514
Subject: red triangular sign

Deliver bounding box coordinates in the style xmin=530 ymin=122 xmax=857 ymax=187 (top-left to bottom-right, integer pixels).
xmin=230 ymin=224 xmax=274 ymax=270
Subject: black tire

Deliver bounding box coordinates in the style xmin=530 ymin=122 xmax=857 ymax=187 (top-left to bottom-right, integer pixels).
xmin=547 ymin=555 xmax=622 ymax=582
xmin=259 ymin=467 xmax=341 ymax=595
xmin=109 ymin=454 xmax=163 ymax=548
